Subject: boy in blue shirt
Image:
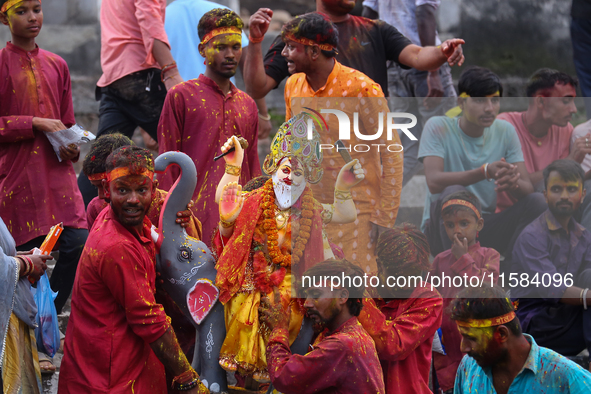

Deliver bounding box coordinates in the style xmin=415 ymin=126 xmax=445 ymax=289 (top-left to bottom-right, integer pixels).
xmin=419 ymin=66 xmax=546 ymax=258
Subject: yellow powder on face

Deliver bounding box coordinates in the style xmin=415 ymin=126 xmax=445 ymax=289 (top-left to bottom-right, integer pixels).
xmin=547 ymin=174 xmax=582 ymax=191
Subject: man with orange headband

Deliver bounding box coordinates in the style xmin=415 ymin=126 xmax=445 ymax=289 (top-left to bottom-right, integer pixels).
xmin=81 ymin=133 xmax=203 ymax=378
xmin=452 ymin=285 xmax=591 ymax=392
xmin=268 ymin=12 xmax=402 ymax=274
xmin=59 ymin=146 xmax=208 ymax=393
xmin=259 ymin=259 xmax=386 ymax=394
xmin=82 ymin=133 xmax=202 ymax=238
xmin=0 ymin=0 xmax=88 ymax=323
xmin=357 ymin=225 xmax=442 ymax=394
xmin=420 ymin=66 xmax=546 ymax=259
xmin=158 ymin=8 xmax=260 ymax=246
xmin=512 ymin=159 xmax=591 ymax=365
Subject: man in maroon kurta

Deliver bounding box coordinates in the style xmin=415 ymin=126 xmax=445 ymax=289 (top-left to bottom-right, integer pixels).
xmin=357 ymin=226 xmax=443 ymax=394
xmin=359 ymin=286 xmax=442 ymax=394
xmin=157 ymin=9 xmax=260 ymax=245
xmin=0 ymin=0 xmax=87 ymax=315
xmin=259 ymin=260 xmax=385 ymax=394
xmin=59 ymin=146 xmax=206 ymax=393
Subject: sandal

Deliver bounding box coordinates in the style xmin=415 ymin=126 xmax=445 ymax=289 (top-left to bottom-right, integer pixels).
xmin=38 ymin=352 xmax=56 ymax=375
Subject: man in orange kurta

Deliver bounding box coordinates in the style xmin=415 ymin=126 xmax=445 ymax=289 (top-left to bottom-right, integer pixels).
xmin=280 ymin=12 xmax=403 ymax=273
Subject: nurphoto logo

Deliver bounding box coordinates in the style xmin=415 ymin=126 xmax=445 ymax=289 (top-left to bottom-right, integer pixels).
xmin=305 ymin=108 xmax=417 ymax=153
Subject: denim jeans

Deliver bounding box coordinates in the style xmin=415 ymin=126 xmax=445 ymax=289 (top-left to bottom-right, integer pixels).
xmin=79 ymin=69 xmax=168 ymax=206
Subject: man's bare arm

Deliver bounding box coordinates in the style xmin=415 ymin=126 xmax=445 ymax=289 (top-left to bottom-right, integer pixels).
xmin=150 ymin=327 xmax=207 ymax=393
xmin=153 ymin=39 xmax=183 ymax=90
xmin=243 ymin=8 xmax=278 ymax=99
xmin=398 ymin=39 xmax=465 ymax=71
xmin=423 ymin=156 xmax=486 ymax=194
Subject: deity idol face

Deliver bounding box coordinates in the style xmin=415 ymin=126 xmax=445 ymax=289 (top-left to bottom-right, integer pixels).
xmin=272 ymin=158 xmax=306 ymax=210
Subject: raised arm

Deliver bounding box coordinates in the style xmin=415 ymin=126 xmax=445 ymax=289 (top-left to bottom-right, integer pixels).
xmin=398 ymin=39 xmax=465 ymax=71
xmin=328 ymin=159 xmax=365 ymax=224
xmin=358 ymin=295 xmax=442 ymax=361
xmin=243 ymin=8 xmax=279 ymax=99
xmin=214 ymin=136 xmax=245 ymax=204
xmin=134 ymin=0 xmax=183 ymax=90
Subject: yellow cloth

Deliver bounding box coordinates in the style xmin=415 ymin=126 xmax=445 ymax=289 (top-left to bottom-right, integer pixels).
xmin=219 ymin=271 xmax=304 ymax=376
xmin=1 ymin=313 xmax=42 ymax=394
xmin=284 ymin=61 xmax=404 ymax=273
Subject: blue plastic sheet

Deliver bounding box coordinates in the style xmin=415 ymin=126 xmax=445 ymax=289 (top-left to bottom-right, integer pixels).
xmin=31 ymin=272 xmax=60 ymax=357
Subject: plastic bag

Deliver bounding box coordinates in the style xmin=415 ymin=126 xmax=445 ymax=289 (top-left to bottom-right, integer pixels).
xmin=31 ymin=273 xmax=60 ymax=357
xmin=44 ymin=124 xmax=96 ymax=162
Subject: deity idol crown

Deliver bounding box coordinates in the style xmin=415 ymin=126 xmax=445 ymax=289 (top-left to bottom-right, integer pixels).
xmin=263 ymin=112 xmax=324 ymax=184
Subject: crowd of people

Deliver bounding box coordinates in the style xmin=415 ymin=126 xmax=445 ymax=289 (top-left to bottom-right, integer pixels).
xmin=3 ymin=0 xmax=591 ymax=393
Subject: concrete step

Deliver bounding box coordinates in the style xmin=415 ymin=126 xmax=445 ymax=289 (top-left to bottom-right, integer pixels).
xmin=396 ymin=175 xmax=427 ymax=228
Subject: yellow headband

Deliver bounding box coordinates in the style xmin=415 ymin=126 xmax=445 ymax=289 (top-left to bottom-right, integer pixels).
xmin=1 ymin=0 xmax=38 ymax=13
xmin=442 ymin=199 xmax=481 ymax=219
xmin=456 ymin=311 xmax=516 ymax=328
xmin=107 ymin=167 xmax=154 ymax=182
xmin=200 ymin=26 xmax=241 ymax=46
xmin=284 ymin=33 xmax=336 ymax=52
xmin=445 ymin=91 xmax=500 ymax=118
xmin=88 ymin=172 xmax=107 ymax=181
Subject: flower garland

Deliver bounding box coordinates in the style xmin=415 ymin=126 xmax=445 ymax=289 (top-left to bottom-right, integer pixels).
xmin=253 ymin=178 xmax=315 ymax=293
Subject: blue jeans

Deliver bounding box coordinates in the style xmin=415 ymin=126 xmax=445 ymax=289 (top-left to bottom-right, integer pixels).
xmin=78 ymin=69 xmax=168 ymax=207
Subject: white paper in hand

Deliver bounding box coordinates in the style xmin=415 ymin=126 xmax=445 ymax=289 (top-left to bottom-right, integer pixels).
xmin=44 ymin=124 xmax=96 ymax=162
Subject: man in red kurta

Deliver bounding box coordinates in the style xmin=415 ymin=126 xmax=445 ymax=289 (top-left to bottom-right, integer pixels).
xmin=0 ymin=0 xmax=87 ymax=315
xmin=59 ymin=146 xmax=207 ymax=394
xmin=259 ymin=259 xmax=385 ymax=394
xmin=158 ymin=9 xmax=260 ymax=245
xmin=357 ymin=226 xmax=443 ymax=394
xmin=82 ymin=133 xmax=202 ymax=238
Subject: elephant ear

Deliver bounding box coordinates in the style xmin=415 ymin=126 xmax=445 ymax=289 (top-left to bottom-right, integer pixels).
xmin=187 ymin=279 xmax=220 ymax=325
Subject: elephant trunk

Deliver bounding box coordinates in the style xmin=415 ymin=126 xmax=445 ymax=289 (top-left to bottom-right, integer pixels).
xmin=154 ymin=151 xmax=198 ymax=248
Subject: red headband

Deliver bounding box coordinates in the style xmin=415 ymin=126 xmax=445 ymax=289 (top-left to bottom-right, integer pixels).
xmin=283 ymin=33 xmax=336 ymax=52
xmin=106 ymin=167 xmax=154 ymax=182
xmin=200 ymin=26 xmax=241 ymax=46
xmin=88 ymin=172 xmax=107 ymax=181
xmin=456 ymin=311 xmax=516 ymax=328
xmin=442 ymin=199 xmax=481 ymax=219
